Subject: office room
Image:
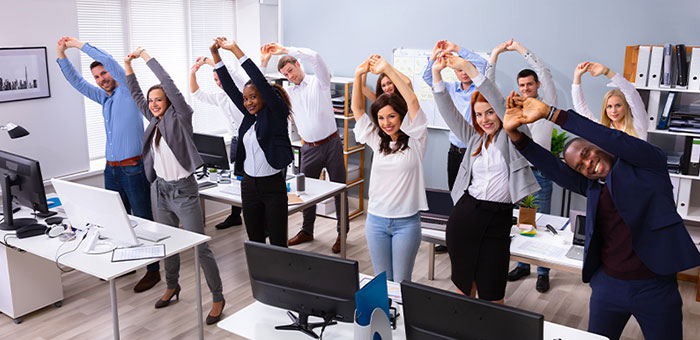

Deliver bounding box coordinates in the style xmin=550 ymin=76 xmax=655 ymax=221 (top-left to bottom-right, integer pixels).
xmin=1 ymin=0 xmax=700 ymax=339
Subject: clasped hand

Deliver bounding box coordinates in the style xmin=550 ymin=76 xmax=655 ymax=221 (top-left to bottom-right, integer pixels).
xmin=504 ymin=91 xmax=550 ymax=131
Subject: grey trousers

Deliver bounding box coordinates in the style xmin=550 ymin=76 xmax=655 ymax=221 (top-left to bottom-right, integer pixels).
xmin=300 ymin=135 xmax=348 ymax=235
xmin=153 ymin=175 xmax=224 ymax=302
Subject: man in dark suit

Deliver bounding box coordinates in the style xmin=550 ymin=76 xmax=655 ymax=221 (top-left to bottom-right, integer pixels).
xmin=502 ymin=93 xmax=700 ymax=340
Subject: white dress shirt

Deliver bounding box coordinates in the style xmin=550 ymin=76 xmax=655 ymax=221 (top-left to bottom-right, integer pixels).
xmin=152 ymin=134 xmax=191 ymax=181
xmin=354 ymin=109 xmax=429 ymax=218
xmin=283 ymin=47 xmax=336 ymax=143
xmin=242 ymin=122 xmax=280 ymax=177
xmin=467 ymin=138 xmax=512 ymax=203
xmin=192 ymin=63 xmax=248 ymax=137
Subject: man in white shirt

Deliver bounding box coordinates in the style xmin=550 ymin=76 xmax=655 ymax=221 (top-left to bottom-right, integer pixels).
xmin=263 ymin=43 xmax=347 ymax=253
xmin=189 ymin=56 xmax=251 ymax=229
xmin=487 ymin=39 xmax=557 ymax=293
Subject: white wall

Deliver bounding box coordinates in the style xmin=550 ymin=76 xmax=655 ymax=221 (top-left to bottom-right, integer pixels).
xmin=0 ymin=0 xmax=89 ymax=179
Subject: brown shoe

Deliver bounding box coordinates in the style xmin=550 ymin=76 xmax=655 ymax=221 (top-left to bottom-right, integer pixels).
xmin=288 ymin=231 xmax=313 ymax=246
xmin=134 ymin=270 xmax=161 ymax=292
xmin=331 ymin=235 xmax=341 ymax=254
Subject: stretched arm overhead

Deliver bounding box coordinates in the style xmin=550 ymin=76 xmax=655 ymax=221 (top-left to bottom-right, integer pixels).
xmin=133 ymin=48 xmax=192 ymax=117
xmin=485 ymin=38 xmax=512 ymax=82
xmin=189 ymin=57 xmax=207 ymax=93
xmin=431 ymin=55 xmax=477 ymax=145
xmin=123 ymin=50 xmax=152 ymax=120
xmin=360 ymin=73 xmax=377 ymax=102
xmin=571 ymin=62 xmax=598 ymax=122
xmin=55 ymin=37 xmax=106 ymax=103
xmin=268 ymin=42 xmax=331 ymax=88
xmin=352 ymin=60 xmax=370 ymax=122
xmin=510 ymin=41 xmax=558 ymax=105
xmin=369 ymin=55 xmax=420 ymax=121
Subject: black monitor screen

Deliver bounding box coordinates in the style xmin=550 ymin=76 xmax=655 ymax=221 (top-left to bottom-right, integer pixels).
xmin=424 ymin=189 xmax=453 ymax=218
xmin=573 ymin=215 xmax=586 ymax=246
xmin=244 ymin=241 xmax=359 ymax=337
xmin=193 ymin=133 xmax=230 ymax=170
xmin=402 ymin=281 xmax=543 ymax=340
xmin=0 ymin=150 xmax=48 ymax=230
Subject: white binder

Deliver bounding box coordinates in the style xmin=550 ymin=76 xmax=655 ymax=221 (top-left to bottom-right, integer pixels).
xmin=648 ymin=46 xmax=664 ymax=88
xmin=635 ymin=45 xmax=652 ymax=87
xmin=688 ymin=47 xmax=700 ymax=90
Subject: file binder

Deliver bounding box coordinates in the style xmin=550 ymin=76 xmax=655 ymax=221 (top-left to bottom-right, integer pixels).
xmin=635 ymin=45 xmax=651 ymax=87
xmin=662 ymin=44 xmax=673 ymax=87
xmin=689 ymin=47 xmax=700 ymax=90
xmin=657 ymin=92 xmax=676 ymax=130
xmin=648 ymin=46 xmax=664 ymax=88
xmin=676 ymin=44 xmax=689 ymax=87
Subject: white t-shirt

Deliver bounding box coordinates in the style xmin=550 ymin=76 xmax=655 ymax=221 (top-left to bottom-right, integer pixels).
xmin=467 ymin=137 xmax=511 ymax=203
xmin=354 ymin=109 xmax=429 ymax=218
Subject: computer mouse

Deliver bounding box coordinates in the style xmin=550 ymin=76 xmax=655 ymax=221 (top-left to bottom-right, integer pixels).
xmin=16 ymin=223 xmax=48 ymax=239
xmin=45 ymin=216 xmax=63 ymax=225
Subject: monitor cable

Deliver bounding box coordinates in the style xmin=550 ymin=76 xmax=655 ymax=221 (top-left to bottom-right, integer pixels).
xmin=54 ymin=224 xmax=90 ymax=273
xmin=318 ymin=313 xmax=338 ymax=340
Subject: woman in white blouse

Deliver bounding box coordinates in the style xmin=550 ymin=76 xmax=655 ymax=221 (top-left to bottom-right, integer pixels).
xmin=352 ymin=55 xmax=428 ymax=284
xmin=572 ymin=62 xmax=648 ymax=140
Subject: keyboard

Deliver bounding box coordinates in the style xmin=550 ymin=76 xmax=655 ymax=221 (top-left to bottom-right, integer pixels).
xmin=134 ymin=228 xmax=170 ymax=242
xmin=198 ymin=181 xmax=217 ymax=190
xmin=565 ymin=245 xmax=584 ymax=261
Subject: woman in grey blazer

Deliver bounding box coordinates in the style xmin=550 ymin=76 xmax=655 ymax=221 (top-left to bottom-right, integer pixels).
xmin=124 ymin=47 xmax=225 ymax=325
xmin=431 ymin=52 xmax=539 ymax=303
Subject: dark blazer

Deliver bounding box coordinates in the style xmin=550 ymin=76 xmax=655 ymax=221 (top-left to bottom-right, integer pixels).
xmin=516 ymin=110 xmax=700 ymax=283
xmin=216 ymin=58 xmax=293 ymax=176
xmin=126 ymin=58 xmax=203 ymax=182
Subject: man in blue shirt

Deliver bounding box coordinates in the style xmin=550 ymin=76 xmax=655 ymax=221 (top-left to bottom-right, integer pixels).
xmin=56 ymin=37 xmax=160 ymax=292
xmin=422 ymin=40 xmax=486 ymax=253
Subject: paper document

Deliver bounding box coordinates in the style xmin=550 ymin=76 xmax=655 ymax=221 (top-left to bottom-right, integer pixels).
xmin=515 ymin=239 xmax=568 ymax=259
xmin=111 ymin=244 xmax=165 ymax=262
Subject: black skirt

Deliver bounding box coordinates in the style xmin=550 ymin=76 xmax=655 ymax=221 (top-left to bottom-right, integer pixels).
xmin=446 ymin=192 xmax=513 ymax=301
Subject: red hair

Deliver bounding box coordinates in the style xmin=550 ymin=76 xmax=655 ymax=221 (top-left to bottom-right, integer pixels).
xmin=470 ymin=91 xmax=501 ymax=157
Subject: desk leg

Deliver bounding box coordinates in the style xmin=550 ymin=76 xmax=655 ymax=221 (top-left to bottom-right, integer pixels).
xmin=195 ymin=245 xmax=204 ymax=340
xmin=200 ymin=197 xmax=206 ymax=226
xmin=109 ymin=279 xmax=120 ymax=340
xmin=340 ymin=190 xmax=348 ymax=259
xmin=428 ymin=244 xmax=435 ymax=280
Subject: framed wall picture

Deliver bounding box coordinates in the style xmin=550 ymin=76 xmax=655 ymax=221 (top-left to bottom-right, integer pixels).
xmin=0 ymin=47 xmax=51 ymax=103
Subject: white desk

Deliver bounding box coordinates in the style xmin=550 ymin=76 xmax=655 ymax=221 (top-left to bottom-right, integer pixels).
xmin=218 ymin=300 xmax=608 ymax=340
xmin=0 ymin=211 xmax=210 ymax=340
xmin=199 ymin=177 xmax=350 ymax=258
xmin=421 ymin=210 xmax=579 ymax=280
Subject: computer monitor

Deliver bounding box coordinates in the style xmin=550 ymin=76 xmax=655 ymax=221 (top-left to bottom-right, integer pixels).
xmin=51 ymin=179 xmax=139 ymax=252
xmin=573 ymin=215 xmax=586 ymax=246
xmin=401 ymin=281 xmax=544 ymax=340
xmin=0 ymin=150 xmax=49 ymax=230
xmin=244 ymin=241 xmax=359 ymax=338
xmin=193 ymin=133 xmax=230 ymax=171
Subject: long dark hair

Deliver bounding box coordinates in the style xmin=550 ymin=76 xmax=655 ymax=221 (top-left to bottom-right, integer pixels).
xmin=370 ymin=93 xmax=409 ymax=155
xmin=147 ymin=84 xmax=170 ymax=111
xmin=244 ymin=80 xmax=292 ymax=113
xmin=375 ymin=73 xmax=404 ymax=101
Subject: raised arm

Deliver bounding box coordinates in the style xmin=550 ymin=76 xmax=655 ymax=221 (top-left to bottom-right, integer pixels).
xmin=571 ymin=62 xmax=598 ymax=122
xmin=66 ymin=37 xmax=128 ymax=86
xmin=510 ymin=41 xmax=558 ymax=106
xmin=485 ymin=39 xmax=512 ymax=82
xmin=123 ymin=51 xmax=152 ymax=120
xmin=422 ymin=41 xmax=445 ymax=86
xmin=445 ymin=54 xmax=506 ymax=120
xmin=55 ymin=37 xmax=106 ymax=104
xmin=136 ymin=48 xmax=192 ymax=117
xmin=589 ymin=62 xmax=649 ymax=139
xmin=432 ymin=55 xmax=477 ymax=145
xmin=352 ymin=60 xmax=370 ymax=122
xmin=369 ymin=55 xmax=420 ymax=121
xmin=360 ymin=73 xmax=377 ymax=102
xmin=269 ymin=42 xmax=331 ymax=89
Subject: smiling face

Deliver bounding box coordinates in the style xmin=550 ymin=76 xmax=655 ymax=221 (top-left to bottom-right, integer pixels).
xmin=243 ymin=84 xmax=264 ymax=115
xmin=147 ymin=88 xmax=169 ymax=118
xmin=91 ymin=65 xmax=117 ymax=93
xmin=517 ymin=75 xmax=540 ymax=98
xmin=473 ymin=101 xmax=501 ymax=136
xmin=605 ymin=95 xmax=626 ymax=124
xmin=377 ymin=105 xmax=402 ymax=141
xmin=380 ymin=76 xmax=395 ymax=94
xmin=280 ymin=61 xmax=304 ymax=85
xmin=564 ymin=139 xmax=614 ymax=180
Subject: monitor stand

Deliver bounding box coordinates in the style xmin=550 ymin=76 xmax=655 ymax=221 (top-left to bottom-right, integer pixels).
xmin=0 ymin=174 xmax=37 ymax=231
xmin=275 ymin=311 xmax=337 ymax=339
xmin=82 ymin=229 xmax=117 ymax=254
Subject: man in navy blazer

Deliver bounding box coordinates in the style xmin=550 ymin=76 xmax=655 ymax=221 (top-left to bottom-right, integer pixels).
xmin=502 ymin=93 xmax=700 ymax=340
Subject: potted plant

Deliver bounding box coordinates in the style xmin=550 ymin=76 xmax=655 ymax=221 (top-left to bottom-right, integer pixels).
xmin=518 ymin=194 xmax=538 ymax=227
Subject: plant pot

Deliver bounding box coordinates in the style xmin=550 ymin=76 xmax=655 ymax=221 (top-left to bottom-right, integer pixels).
xmin=518 ymin=207 xmax=537 ymax=227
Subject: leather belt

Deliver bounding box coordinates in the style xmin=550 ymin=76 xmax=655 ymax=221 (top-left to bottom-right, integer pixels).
xmin=106 ymin=155 xmax=142 ymax=167
xmin=304 ymin=131 xmax=338 ymax=146
xmin=449 ymin=144 xmax=467 ymax=154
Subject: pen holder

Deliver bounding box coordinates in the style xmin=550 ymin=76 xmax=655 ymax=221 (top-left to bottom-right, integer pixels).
xmin=354 ymin=307 xmax=393 ymax=340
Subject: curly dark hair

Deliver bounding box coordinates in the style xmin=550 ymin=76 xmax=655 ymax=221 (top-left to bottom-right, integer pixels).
xmin=370 ymin=93 xmax=410 ymax=155
xmin=243 ymin=80 xmax=292 ymax=113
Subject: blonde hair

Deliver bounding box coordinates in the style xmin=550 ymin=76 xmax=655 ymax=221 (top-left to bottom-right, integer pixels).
xmin=600 ymin=89 xmax=637 ymax=138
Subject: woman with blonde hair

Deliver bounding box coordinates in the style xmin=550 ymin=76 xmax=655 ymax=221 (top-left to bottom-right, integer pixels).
xmin=572 ymin=62 xmax=648 ymax=139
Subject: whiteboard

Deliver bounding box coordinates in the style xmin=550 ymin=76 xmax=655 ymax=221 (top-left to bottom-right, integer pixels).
xmin=393 ymin=48 xmax=489 ymax=130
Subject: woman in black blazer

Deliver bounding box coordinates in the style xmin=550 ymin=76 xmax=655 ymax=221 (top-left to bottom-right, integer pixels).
xmin=209 ymin=37 xmax=293 ymax=247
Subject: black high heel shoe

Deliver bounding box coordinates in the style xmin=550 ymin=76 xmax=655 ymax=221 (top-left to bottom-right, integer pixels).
xmin=206 ymin=299 xmax=226 ymax=325
xmin=155 ymin=285 xmax=181 ymax=309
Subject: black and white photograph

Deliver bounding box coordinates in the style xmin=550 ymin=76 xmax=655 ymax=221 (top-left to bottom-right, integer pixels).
xmin=0 ymin=47 xmax=50 ymax=103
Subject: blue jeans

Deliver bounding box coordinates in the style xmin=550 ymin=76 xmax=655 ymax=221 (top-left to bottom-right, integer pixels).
xmin=589 ymin=270 xmax=682 ymax=340
xmin=104 ymin=159 xmax=159 ymax=272
xmin=365 ymin=212 xmax=421 ymax=283
xmin=518 ymin=169 xmax=553 ymax=275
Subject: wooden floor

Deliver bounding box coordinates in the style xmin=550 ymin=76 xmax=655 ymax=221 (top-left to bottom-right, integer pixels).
xmin=2 ymin=211 xmax=700 ymax=340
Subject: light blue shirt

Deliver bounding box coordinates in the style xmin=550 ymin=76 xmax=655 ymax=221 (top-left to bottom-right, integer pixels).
xmin=422 ymin=47 xmax=486 ymax=148
xmin=57 ymin=43 xmax=144 ymax=161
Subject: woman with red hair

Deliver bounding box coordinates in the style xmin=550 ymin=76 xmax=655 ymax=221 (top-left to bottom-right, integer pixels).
xmin=431 ymin=50 xmax=539 ymax=303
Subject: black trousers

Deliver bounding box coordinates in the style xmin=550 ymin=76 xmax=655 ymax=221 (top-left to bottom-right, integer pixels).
xmin=241 ymin=172 xmax=288 ymax=247
xmin=228 ymin=137 xmax=242 ymax=217
xmin=447 ymin=145 xmax=466 ymax=191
